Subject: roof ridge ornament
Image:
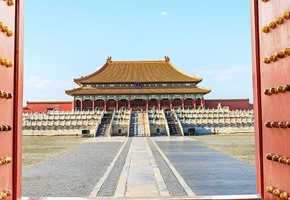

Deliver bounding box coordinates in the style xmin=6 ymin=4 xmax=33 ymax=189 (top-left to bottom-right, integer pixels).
xmin=164 ymin=56 xmax=170 ymax=62
xmin=106 ymin=56 xmax=112 ymax=63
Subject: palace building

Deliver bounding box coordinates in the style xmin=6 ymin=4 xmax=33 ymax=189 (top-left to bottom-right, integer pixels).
xmin=65 ymin=56 xmax=211 ymax=111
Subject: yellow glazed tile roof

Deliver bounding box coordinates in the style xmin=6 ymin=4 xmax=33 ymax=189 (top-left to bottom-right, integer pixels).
xmin=74 ymin=57 xmax=202 ymax=84
xmin=65 ymin=86 xmax=211 ymax=96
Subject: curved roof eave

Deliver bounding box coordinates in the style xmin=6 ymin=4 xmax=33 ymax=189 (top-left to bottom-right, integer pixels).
xmin=168 ymin=61 xmax=202 ymax=83
xmin=74 ymin=62 xmax=110 ymax=85
xmin=65 ymin=87 xmax=84 ymax=96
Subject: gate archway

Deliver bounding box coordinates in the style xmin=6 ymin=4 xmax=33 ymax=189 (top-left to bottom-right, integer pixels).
xmin=131 ymin=99 xmax=146 ymax=111
xmin=161 ymin=99 xmax=170 ymax=111
xmin=119 ymin=99 xmax=128 ymax=110
xmin=107 ymin=100 xmax=116 ymax=111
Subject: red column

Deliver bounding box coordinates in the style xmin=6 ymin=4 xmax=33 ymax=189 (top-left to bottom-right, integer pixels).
xmin=158 ymin=100 xmax=161 ymax=110
xmin=146 ymin=100 xmax=149 ymax=110
xmin=128 ymin=100 xmax=131 ymax=109
xmin=193 ymin=99 xmax=196 ymax=109
xmin=170 ymin=99 xmax=173 ymax=110
xmin=104 ymin=100 xmax=107 ymax=111
xmin=80 ymin=100 xmax=83 ymax=111
xmin=181 ymin=99 xmax=185 ymax=109
xmin=202 ymin=98 xmax=205 ymax=108
xmin=116 ymin=100 xmax=119 ymax=110
xmin=92 ymin=100 xmax=95 ymax=111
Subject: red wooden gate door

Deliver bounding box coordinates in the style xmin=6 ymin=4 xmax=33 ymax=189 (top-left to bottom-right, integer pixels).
xmin=252 ymin=1 xmax=290 ymax=199
xmin=0 ymin=0 xmax=23 ymax=199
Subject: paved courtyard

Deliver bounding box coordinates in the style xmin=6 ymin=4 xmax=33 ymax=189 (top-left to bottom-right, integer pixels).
xmin=23 ymin=136 xmax=256 ymax=198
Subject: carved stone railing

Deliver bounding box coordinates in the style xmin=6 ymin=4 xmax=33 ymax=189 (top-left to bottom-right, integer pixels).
xmin=107 ymin=110 xmax=116 ymax=137
xmin=161 ymin=110 xmax=170 ymax=136
xmin=173 ymin=111 xmax=184 ymax=136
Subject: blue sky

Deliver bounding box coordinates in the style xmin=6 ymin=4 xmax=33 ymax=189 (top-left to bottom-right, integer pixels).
xmin=24 ymin=0 xmax=252 ymax=104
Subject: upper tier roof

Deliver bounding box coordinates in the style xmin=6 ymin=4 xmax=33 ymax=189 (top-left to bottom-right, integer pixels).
xmin=74 ymin=56 xmax=202 ymax=85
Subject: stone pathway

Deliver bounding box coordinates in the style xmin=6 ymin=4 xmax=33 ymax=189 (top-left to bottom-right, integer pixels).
xmin=115 ymin=137 xmax=169 ymax=197
xmin=23 ymin=136 xmax=257 ymax=198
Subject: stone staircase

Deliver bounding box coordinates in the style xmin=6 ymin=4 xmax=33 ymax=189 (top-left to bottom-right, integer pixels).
xmin=165 ymin=112 xmax=183 ymax=136
xmin=96 ymin=112 xmax=113 ymax=137
xmin=129 ymin=112 xmax=137 ymax=137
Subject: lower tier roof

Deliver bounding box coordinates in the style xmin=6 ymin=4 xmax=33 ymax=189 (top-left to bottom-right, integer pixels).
xmin=65 ymin=86 xmax=211 ymax=96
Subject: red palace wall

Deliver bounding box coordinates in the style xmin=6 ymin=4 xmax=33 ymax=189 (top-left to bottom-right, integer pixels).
xmin=23 ymin=101 xmax=73 ymax=113
xmin=205 ymin=99 xmax=253 ymax=110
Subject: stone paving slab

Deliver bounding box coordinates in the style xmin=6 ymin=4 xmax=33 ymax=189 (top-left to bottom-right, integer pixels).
xmin=96 ymin=138 xmax=132 ymax=197
xmin=154 ymin=140 xmax=256 ymax=196
xmin=147 ymin=138 xmax=187 ymax=196
xmin=152 ymin=137 xmax=197 ymax=142
xmin=84 ymin=137 xmax=128 ymax=143
xmin=22 ymin=139 xmax=124 ymax=197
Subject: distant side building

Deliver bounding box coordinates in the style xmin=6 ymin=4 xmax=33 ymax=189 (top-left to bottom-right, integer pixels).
xmin=205 ymin=99 xmax=253 ymax=110
xmin=23 ymin=101 xmax=72 ymax=113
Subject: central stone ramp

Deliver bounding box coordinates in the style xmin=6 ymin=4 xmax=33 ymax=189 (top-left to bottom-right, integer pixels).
xmin=129 ymin=112 xmax=150 ymax=137
xmin=115 ymin=137 xmax=169 ymax=197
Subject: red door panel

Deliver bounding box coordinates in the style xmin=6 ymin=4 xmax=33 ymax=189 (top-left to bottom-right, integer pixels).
xmin=0 ymin=0 xmax=23 ymax=199
xmin=252 ymin=1 xmax=290 ymax=199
